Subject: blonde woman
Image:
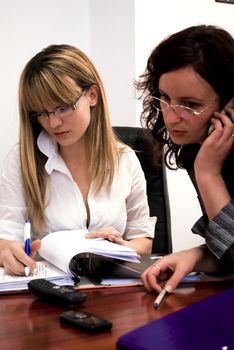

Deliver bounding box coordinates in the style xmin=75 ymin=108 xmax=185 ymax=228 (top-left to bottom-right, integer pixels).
xmin=0 ymin=44 xmax=155 ymax=275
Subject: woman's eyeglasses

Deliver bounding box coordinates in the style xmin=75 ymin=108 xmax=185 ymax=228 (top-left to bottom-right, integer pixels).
xmin=148 ymin=96 xmax=209 ymax=120
xmin=30 ymin=91 xmax=85 ymax=122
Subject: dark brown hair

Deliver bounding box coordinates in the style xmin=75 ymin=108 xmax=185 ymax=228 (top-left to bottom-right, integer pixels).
xmin=136 ymin=25 xmax=234 ymax=170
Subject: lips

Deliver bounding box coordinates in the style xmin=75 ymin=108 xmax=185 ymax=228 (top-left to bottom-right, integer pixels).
xmin=54 ymin=131 xmax=69 ymax=137
xmin=168 ymin=129 xmax=187 ymax=137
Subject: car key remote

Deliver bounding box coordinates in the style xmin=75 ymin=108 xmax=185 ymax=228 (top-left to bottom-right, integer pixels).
xmin=28 ymin=279 xmax=87 ymax=305
xmin=60 ymin=310 xmax=112 ymax=332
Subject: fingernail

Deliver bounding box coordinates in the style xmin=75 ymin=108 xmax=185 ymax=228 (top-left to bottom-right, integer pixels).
xmin=165 ymin=285 xmax=173 ymax=293
xmin=24 ymin=266 xmax=30 ymax=277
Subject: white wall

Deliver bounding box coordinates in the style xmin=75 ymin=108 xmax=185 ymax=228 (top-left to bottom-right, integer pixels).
xmin=0 ymin=0 xmax=234 ymax=252
xmin=0 ymin=0 xmax=136 ymax=165
xmin=0 ymin=0 xmax=90 ymax=168
xmin=135 ymin=0 xmax=234 ymax=251
xmin=90 ymin=0 xmax=136 ymax=127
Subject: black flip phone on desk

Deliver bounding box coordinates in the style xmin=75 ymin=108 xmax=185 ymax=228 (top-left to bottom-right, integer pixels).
xmin=60 ymin=310 xmax=112 ymax=332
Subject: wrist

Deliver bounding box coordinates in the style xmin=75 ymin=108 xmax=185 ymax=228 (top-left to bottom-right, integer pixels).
xmin=194 ymin=245 xmax=219 ymax=273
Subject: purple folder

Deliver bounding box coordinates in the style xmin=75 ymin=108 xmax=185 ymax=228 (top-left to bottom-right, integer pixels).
xmin=116 ymin=286 xmax=234 ymax=350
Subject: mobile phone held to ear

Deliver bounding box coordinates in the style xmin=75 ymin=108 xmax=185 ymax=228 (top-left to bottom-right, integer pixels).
xmin=208 ymin=96 xmax=234 ymax=135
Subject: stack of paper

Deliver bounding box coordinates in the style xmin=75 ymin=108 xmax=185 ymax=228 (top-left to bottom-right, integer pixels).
xmin=0 ymin=260 xmax=74 ymax=292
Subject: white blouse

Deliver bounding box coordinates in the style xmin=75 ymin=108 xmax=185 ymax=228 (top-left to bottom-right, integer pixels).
xmin=0 ymin=131 xmax=156 ymax=242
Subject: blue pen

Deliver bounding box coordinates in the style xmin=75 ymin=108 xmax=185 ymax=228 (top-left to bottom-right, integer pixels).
xmin=24 ymin=218 xmax=31 ymax=276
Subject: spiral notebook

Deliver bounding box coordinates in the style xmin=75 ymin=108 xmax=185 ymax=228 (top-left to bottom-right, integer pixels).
xmin=117 ymin=286 xmax=234 ymax=350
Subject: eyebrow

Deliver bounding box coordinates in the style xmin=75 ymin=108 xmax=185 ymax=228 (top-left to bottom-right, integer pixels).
xmin=158 ymin=89 xmax=205 ymax=103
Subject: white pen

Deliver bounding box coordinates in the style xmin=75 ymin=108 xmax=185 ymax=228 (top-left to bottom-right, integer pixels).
xmin=24 ymin=218 xmax=31 ymax=276
xmin=153 ymin=287 xmax=167 ymax=309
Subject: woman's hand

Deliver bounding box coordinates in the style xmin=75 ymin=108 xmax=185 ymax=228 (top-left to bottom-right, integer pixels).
xmin=0 ymin=239 xmax=41 ymax=275
xmin=141 ymin=246 xmax=211 ymax=293
xmin=195 ymin=106 xmax=234 ymax=177
xmin=194 ymin=106 xmax=234 ymax=219
xmin=86 ymin=228 xmax=152 ymax=254
xmin=85 ymin=227 xmax=125 ymax=245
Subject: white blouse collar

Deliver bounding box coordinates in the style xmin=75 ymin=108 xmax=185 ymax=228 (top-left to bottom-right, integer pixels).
xmin=37 ymin=130 xmax=68 ymax=175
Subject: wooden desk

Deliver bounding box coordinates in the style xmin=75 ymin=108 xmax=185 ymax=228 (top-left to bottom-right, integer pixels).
xmin=0 ymin=282 xmax=233 ymax=350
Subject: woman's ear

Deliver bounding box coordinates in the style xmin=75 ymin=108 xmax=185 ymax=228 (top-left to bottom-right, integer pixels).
xmin=87 ymin=85 xmax=99 ymax=107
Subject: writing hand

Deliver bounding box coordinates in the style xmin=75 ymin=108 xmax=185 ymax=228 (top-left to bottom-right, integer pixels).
xmin=0 ymin=239 xmax=41 ymax=276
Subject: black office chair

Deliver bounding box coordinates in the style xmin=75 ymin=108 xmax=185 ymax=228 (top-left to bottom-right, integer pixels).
xmin=113 ymin=126 xmax=172 ymax=255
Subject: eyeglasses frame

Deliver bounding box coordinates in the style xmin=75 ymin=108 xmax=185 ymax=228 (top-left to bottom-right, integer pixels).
xmin=148 ymin=96 xmax=210 ymax=119
xmin=30 ymin=90 xmax=86 ymax=122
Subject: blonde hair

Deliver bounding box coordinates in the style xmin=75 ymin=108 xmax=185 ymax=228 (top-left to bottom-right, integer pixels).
xmin=19 ymin=44 xmax=122 ymax=235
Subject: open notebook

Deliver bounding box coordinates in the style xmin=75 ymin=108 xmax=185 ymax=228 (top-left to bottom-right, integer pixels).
xmin=38 ymin=229 xmax=140 ymax=277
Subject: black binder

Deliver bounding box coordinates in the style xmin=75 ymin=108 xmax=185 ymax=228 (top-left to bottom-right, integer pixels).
xmin=69 ymin=253 xmax=143 ymax=282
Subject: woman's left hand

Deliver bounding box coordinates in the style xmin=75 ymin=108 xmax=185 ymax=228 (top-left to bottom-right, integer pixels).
xmin=195 ymin=106 xmax=234 ymax=176
xmin=85 ymin=227 xmax=124 ymax=244
xmin=194 ymin=106 xmax=234 ymax=219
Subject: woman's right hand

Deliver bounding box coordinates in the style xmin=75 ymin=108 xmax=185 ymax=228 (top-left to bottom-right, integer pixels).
xmin=141 ymin=246 xmax=210 ymax=293
xmin=0 ymin=239 xmax=41 ymax=275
